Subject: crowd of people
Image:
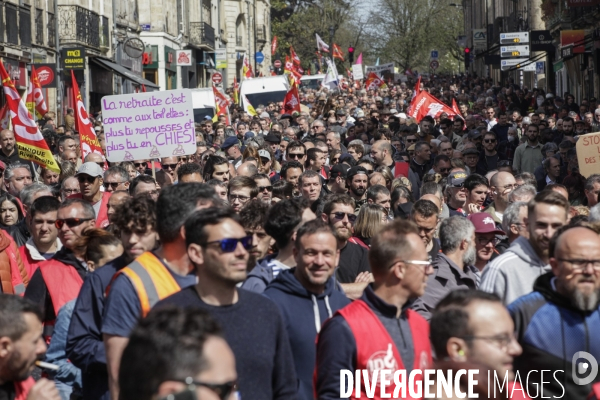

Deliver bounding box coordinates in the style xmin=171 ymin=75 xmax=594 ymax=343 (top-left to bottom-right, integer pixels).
xmin=0 ymin=73 xmax=599 ymax=400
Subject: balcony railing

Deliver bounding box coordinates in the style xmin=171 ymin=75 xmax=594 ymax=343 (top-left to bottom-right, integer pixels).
xmin=189 ymin=21 xmax=215 ymax=49
xmin=58 ymin=5 xmax=100 ymax=49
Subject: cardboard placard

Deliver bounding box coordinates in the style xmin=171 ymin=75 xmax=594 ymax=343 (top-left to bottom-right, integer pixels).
xmin=576 ymin=132 xmax=600 ymax=177
xmin=101 ymin=89 xmax=196 ymax=162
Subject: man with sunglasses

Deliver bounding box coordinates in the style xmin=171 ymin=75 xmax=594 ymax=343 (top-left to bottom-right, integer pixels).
xmin=119 ymin=307 xmax=238 ymax=400
xmin=509 ymin=225 xmax=600 ymax=399
xmin=316 ymin=220 xmax=433 ymax=398
xmin=477 ymin=131 xmax=506 ymax=175
xmin=253 ymin=173 xmax=273 ymax=204
xmin=25 ymin=199 xmax=96 ymax=343
xmin=412 ymin=216 xmax=478 ymax=321
xmin=102 ymin=184 xmax=216 ymax=400
xmin=446 ymin=171 xmax=469 ymax=217
xmin=69 ymin=162 xmax=111 ymax=228
xmin=285 ymin=141 xmax=306 ymax=164
xmin=160 ymin=156 xmax=181 ymax=181
xmin=103 ymin=166 xmax=130 ymax=193
xmin=156 ymin=207 xmax=298 ymax=400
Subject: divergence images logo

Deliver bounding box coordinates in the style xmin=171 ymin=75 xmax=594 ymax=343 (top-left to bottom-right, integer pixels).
xmin=572 ymin=351 xmax=598 ymax=385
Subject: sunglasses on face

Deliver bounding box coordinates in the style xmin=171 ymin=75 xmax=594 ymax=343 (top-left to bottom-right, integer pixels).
xmin=406 ymin=138 xmax=417 ymax=143
xmin=258 ymin=185 xmax=273 ymax=192
xmin=162 ymin=163 xmax=178 ymax=170
xmin=332 ymin=212 xmax=357 ymax=223
xmin=103 ymin=181 xmax=125 ymax=190
xmin=484 ymin=139 xmax=496 ymax=143
xmin=77 ymin=175 xmax=97 ymax=184
xmin=55 ymin=218 xmax=93 ymax=229
xmin=134 ymin=162 xmax=146 ymax=168
xmin=203 ymin=236 xmax=253 ymax=252
xmin=288 ymin=153 xmax=305 ymax=159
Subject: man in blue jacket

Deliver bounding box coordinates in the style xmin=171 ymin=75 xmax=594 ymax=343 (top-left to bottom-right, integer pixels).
xmin=264 ymin=219 xmax=350 ymax=400
xmin=509 ymin=225 xmax=600 ymax=400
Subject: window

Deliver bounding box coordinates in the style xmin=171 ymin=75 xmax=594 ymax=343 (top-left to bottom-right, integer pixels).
xmin=35 ymin=8 xmax=43 ymax=45
xmin=47 ymin=12 xmax=55 ymax=47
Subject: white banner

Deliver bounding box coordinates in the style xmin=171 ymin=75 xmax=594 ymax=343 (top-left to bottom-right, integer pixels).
xmin=101 ymin=89 xmax=197 ymax=162
xmin=365 ymin=63 xmax=395 ymax=76
xmin=352 ymin=64 xmax=364 ymax=80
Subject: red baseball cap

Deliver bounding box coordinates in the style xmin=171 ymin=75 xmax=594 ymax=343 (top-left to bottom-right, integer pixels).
xmin=467 ymin=212 xmax=505 ymax=235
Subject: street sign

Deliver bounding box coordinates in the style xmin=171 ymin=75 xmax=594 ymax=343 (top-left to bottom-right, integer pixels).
xmin=536 ymin=61 xmax=545 ymax=74
xmin=215 ymin=49 xmax=227 ymax=69
xmin=499 ymin=32 xmax=529 ymax=45
xmin=473 ymin=29 xmax=487 ymax=51
xmin=431 ymin=50 xmax=439 ymax=59
xmin=519 ymin=63 xmax=536 ymax=71
xmin=255 ymin=52 xmax=265 ymax=64
xmin=500 ymin=58 xmax=528 ymax=71
xmin=531 ymin=30 xmax=554 ymax=52
xmin=500 ymin=45 xmax=530 ymax=58
xmin=274 ymin=60 xmax=282 ymax=68
xmin=430 ymin=60 xmax=439 ymax=70
xmin=561 ymin=45 xmax=574 ymax=59
xmin=212 ymin=72 xmax=223 ymax=84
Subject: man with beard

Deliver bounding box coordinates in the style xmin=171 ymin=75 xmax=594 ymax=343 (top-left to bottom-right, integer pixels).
xmin=345 ymin=167 xmax=368 ymax=214
xmin=412 ymin=216 xmax=478 ymax=321
xmin=509 ymin=226 xmax=600 ymax=400
xmin=240 ymin=201 xmax=272 ymax=272
xmin=513 ymin=124 xmax=543 ymax=175
xmin=410 ymin=199 xmax=440 ymax=260
xmin=321 ymin=194 xmax=371 ymax=299
xmin=0 ymin=295 xmax=60 ymax=400
xmin=481 ymin=191 xmax=569 ymax=305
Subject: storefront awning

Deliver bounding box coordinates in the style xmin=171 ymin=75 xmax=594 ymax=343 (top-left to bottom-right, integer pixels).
xmin=91 ymin=58 xmax=159 ymax=89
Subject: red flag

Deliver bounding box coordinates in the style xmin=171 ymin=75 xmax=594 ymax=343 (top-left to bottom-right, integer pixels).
xmin=212 ymin=85 xmax=230 ymax=124
xmin=364 ymin=72 xmax=387 ymax=90
xmin=283 ymin=85 xmax=301 ymax=114
xmin=407 ymin=90 xmax=458 ymax=122
xmin=332 ymin=44 xmax=345 ymax=61
xmin=71 ymin=71 xmax=104 ymax=162
xmin=0 ymin=62 xmax=60 ymax=172
xmin=290 ymin=46 xmax=301 ymax=66
xmin=452 ymin=98 xmax=466 ymax=125
xmin=284 ymin=56 xmax=293 ymax=74
xmin=25 ymin=66 xmax=48 ymax=118
xmin=271 ymin=36 xmax=278 ymax=56
xmin=141 ymin=84 xmax=146 ymax=93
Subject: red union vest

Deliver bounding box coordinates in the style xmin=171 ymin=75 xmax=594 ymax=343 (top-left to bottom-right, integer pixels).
xmin=14 ymin=377 xmax=35 ymax=400
xmin=336 ymin=299 xmax=432 ymax=400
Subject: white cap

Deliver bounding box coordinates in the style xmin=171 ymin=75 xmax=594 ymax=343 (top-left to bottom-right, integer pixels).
xmin=76 ymin=162 xmax=103 ymax=178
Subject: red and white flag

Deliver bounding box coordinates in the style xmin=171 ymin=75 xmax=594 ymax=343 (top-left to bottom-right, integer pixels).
xmin=333 ymin=44 xmax=345 ymax=61
xmin=407 ymin=90 xmax=458 ymax=122
xmin=283 ymin=85 xmax=301 ymax=114
xmin=290 ymin=46 xmax=301 ymax=66
xmin=452 ymin=98 xmax=465 ymax=124
xmin=212 ymin=84 xmax=230 ymax=124
xmin=0 ymin=62 xmax=60 ymax=172
xmin=271 ymin=36 xmax=278 ymax=56
xmin=364 ymin=72 xmax=387 ymax=90
xmin=242 ymin=53 xmax=253 ymax=79
xmin=25 ymin=66 xmax=48 ymax=119
xmin=71 ymin=71 xmax=104 ymax=163
xmin=315 ymin=33 xmax=329 ymax=53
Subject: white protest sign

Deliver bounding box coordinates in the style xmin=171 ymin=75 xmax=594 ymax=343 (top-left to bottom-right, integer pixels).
xmin=101 ymin=89 xmax=196 ymax=162
xmin=576 ymin=131 xmax=600 ymax=178
xmin=365 ymin=62 xmax=395 ymax=76
xmin=352 ymin=64 xmax=364 ymax=80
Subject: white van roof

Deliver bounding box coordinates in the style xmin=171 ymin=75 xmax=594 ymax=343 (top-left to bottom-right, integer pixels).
xmin=240 ymin=76 xmax=290 ymax=113
xmin=300 ymin=74 xmax=325 ymax=81
xmin=189 ymin=88 xmax=216 ymax=109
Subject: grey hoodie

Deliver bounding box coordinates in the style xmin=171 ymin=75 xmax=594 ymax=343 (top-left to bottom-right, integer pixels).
xmin=480 ymin=236 xmax=550 ymax=305
xmin=240 ymin=254 xmax=280 ymax=294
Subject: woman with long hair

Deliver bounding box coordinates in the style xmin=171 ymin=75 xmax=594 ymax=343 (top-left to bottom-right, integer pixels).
xmin=353 ymin=204 xmax=388 ymax=247
xmin=0 ymin=193 xmax=24 ymax=227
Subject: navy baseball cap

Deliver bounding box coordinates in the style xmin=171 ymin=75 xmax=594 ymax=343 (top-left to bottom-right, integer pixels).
xmin=221 ymin=136 xmax=239 ymax=150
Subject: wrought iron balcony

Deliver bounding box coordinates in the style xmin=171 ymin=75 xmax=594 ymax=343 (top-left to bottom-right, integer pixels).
xmin=58 ymin=5 xmax=100 ymax=49
xmin=189 ymin=22 xmax=215 ymax=50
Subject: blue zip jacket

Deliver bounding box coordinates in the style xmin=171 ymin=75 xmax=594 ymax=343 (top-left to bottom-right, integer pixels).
xmin=264 ymin=269 xmax=350 ymax=400
xmin=241 ymin=254 xmax=278 ymax=293
xmin=66 ymin=255 xmax=128 ymax=400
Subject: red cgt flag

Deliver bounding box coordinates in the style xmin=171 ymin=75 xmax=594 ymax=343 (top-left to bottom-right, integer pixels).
xmin=271 ymin=36 xmax=278 ymax=56
xmin=0 ymin=62 xmax=59 ymax=172
xmin=332 ymin=44 xmax=345 ymax=61
xmin=290 ymin=46 xmax=301 ymax=66
xmin=408 ymin=90 xmax=458 ymax=122
xmin=25 ymin=66 xmax=48 ymax=118
xmin=71 ymin=71 xmax=104 ymax=163
xmin=283 ymin=85 xmax=301 ymax=114
xmin=364 ymin=72 xmax=387 ymax=90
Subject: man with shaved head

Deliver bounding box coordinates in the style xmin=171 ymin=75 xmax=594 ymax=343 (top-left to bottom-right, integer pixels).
xmin=509 ymin=225 xmax=600 ymax=399
xmin=370 ymin=140 xmax=420 ymax=189
xmin=484 ymin=171 xmax=517 ymax=227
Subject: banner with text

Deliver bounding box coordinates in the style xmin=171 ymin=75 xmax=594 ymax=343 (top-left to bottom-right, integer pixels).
xmin=101 ymin=90 xmax=196 ymax=162
xmin=365 ymin=63 xmax=395 ymax=77
xmin=576 ymin=131 xmax=600 ymax=178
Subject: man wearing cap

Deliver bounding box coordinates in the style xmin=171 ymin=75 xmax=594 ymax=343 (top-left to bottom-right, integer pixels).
xmin=468 ymin=212 xmax=504 ymax=278
xmin=447 ymin=171 xmax=468 ymax=217
xmin=69 ymin=162 xmax=112 ymax=228
xmin=513 ymin=124 xmax=543 ymax=175
xmin=264 ymin=134 xmax=281 ymax=161
xmin=461 ymin=146 xmax=479 ymax=174
xmin=324 ymin=164 xmax=349 ymax=195
xmin=412 ymin=216 xmax=478 ymax=321
xmin=336 ymin=109 xmax=349 ymax=129
xmin=221 ymin=137 xmax=243 ymax=169
xmin=258 ymin=149 xmax=276 ymax=180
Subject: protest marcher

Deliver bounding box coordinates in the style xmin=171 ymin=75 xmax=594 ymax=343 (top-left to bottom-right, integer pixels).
xmin=410 ymin=199 xmax=440 ymax=259
xmin=239 ymin=200 xmax=272 ymax=272
xmin=264 ymin=220 xmax=350 ymax=400
xmin=69 ymin=163 xmax=111 ymax=228
xmin=155 ymin=207 xmax=298 ymax=400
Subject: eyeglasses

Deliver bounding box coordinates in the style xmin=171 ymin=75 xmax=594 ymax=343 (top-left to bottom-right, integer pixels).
xmin=311 ymin=125 xmax=324 ymax=130
xmin=55 ymin=218 xmax=93 ymax=229
xmin=203 ymin=236 xmax=253 ymax=253
xmin=557 ymin=258 xmax=600 ymax=273
xmin=258 ymin=185 xmax=273 ymax=192
xmin=483 ymin=139 xmax=496 ymax=143
xmin=134 ymin=162 xmax=146 ymax=168
xmin=331 ymin=212 xmax=357 ymax=223
xmin=498 ymin=161 xmax=511 ymax=167
xmin=103 ymin=181 xmax=126 ymax=190
xmin=174 ymin=377 xmax=238 ymax=400
xmin=439 ymin=168 xmax=451 ymax=173
xmin=406 ymin=138 xmax=417 ymax=143
xmin=476 ymin=236 xmax=501 ymax=246
xmin=288 ymin=153 xmax=305 ymax=159
xmin=228 ymin=194 xmax=251 ymax=202
xmin=77 ymin=175 xmax=98 ymax=184
xmin=462 ymin=333 xmax=517 ymax=351
xmin=162 ymin=163 xmax=178 ymax=170
xmin=62 ymin=188 xmax=79 ymax=195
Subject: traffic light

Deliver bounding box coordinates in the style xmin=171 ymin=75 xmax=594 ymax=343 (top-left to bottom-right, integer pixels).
xmin=464 ymin=47 xmax=471 ymax=70
xmin=348 ymin=46 xmax=355 ymax=64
